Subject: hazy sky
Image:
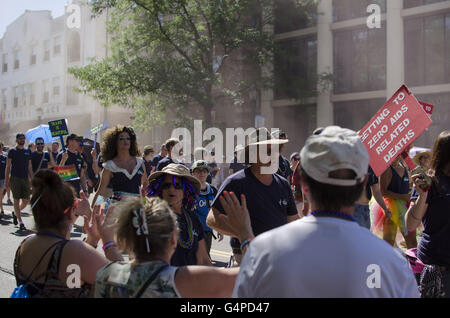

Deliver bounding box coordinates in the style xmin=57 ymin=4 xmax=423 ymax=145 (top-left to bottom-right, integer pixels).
xmin=0 ymin=0 xmax=70 ymax=38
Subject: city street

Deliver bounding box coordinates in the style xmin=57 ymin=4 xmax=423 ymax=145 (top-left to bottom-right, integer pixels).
xmin=0 ymin=198 xmax=232 ymax=298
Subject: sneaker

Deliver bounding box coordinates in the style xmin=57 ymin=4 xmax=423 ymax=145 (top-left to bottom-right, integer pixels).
xmin=19 ymin=223 xmax=26 ymax=231
xmin=12 ymin=212 xmax=18 ymax=225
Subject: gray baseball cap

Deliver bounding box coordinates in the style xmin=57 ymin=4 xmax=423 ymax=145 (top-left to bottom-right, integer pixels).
xmin=300 ymin=126 xmax=369 ymax=186
xmin=191 ymin=160 xmax=210 ymax=172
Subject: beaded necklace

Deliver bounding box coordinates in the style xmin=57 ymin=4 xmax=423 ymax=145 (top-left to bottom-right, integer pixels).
xmin=178 ymin=210 xmax=194 ymax=249
xmin=309 ymin=210 xmax=356 ymax=222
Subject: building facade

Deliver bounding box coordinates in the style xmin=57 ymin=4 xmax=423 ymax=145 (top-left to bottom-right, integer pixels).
xmin=0 ymin=1 xmax=138 ymax=147
xmin=268 ymin=0 xmax=450 ymax=156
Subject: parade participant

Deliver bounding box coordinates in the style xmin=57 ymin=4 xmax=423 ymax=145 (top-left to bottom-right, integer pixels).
xmin=5 ymin=133 xmax=33 ymax=231
xmin=373 ymin=156 xmax=416 ymax=249
xmin=151 ymin=144 xmax=167 ymax=170
xmin=51 ymin=142 xmax=59 ymax=162
xmin=156 ymin=138 xmax=180 ymax=171
xmin=191 ymin=160 xmax=223 ymax=256
xmin=272 ymin=130 xmax=293 ymax=181
xmin=95 ymin=197 xmax=238 ymax=298
xmin=0 ymin=141 xmax=6 ymax=218
xmin=28 ymin=143 xmax=36 ymax=154
xmin=57 ymin=134 xmax=87 ymax=198
xmin=207 ymin=150 xmax=219 ymax=186
xmin=231 ymin=126 xmax=419 ymax=297
xmin=3 ymin=145 xmax=13 ymax=205
xmin=142 ymin=145 xmax=155 ymax=176
xmin=193 ymin=147 xmax=212 ymax=183
xmin=80 ymin=140 xmax=101 ymax=196
xmin=406 ymin=131 xmax=450 ymax=297
xmin=91 ymin=126 xmax=148 ymax=209
xmin=30 ymin=137 xmax=56 ymax=175
xmin=229 ymin=145 xmax=246 ymax=175
xmin=207 ymin=128 xmax=299 ymax=266
xmin=12 ymin=169 xmax=123 ymax=298
xmin=289 ymin=152 xmax=299 ymax=174
xmin=354 ymin=166 xmax=391 ymax=230
xmin=146 ymin=164 xmax=212 ymax=266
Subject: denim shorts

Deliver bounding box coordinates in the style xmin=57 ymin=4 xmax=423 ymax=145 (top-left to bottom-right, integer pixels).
xmin=354 ymin=203 xmax=371 ymax=229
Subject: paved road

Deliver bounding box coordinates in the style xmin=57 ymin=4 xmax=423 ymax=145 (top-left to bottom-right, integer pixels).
xmin=0 ymin=198 xmax=232 ymax=298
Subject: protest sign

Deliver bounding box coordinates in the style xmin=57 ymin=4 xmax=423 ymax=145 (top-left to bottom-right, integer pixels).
xmin=54 ymin=165 xmax=79 ymax=181
xmin=48 ymin=119 xmax=69 ymax=152
xmin=359 ymin=85 xmax=432 ymax=177
xmin=84 ymin=120 xmax=109 ymax=149
xmin=419 ymin=101 xmax=433 ymax=119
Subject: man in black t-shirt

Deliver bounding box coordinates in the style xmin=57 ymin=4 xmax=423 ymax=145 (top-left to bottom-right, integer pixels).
xmin=151 ymin=144 xmax=167 ymax=170
xmin=5 ymin=133 xmax=33 ymax=230
xmin=57 ymin=134 xmax=87 ymax=197
xmin=207 ymin=128 xmax=299 ymax=266
xmin=0 ymin=141 xmax=7 ymax=217
xmin=156 ymin=138 xmax=180 ymax=171
xmin=31 ymin=137 xmax=56 ymax=175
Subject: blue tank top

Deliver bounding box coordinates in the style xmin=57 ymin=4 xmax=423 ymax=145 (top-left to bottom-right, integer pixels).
xmin=387 ymin=166 xmax=410 ymax=195
xmin=103 ymin=158 xmax=145 ymax=194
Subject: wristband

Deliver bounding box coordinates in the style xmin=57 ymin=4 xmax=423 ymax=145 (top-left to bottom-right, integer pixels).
xmin=240 ymin=237 xmax=253 ymax=251
xmin=103 ymin=241 xmax=117 ymax=252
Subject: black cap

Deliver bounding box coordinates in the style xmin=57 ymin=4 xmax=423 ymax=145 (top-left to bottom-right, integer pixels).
xmin=66 ymin=134 xmax=83 ymax=144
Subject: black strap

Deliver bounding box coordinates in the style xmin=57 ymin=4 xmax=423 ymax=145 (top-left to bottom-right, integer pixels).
xmin=134 ymin=264 xmax=169 ymax=298
xmin=23 ymin=241 xmax=65 ymax=282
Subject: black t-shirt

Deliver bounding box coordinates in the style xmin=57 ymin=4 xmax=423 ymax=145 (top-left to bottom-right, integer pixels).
xmin=229 ymin=156 xmax=246 ymax=173
xmin=365 ymin=166 xmax=379 ymax=200
xmin=8 ymin=147 xmax=31 ymax=179
xmin=156 ymin=157 xmax=177 ymax=171
xmin=212 ymin=167 xmax=298 ymax=249
xmin=51 ymin=151 xmax=59 ymax=163
xmin=208 ymin=162 xmax=218 ymax=178
xmin=170 ymin=208 xmax=205 ymax=266
xmin=143 ymin=158 xmax=152 ymax=176
xmin=277 ymin=155 xmax=293 ymax=180
xmin=31 ymin=152 xmax=51 ymax=173
xmin=417 ymin=173 xmax=450 ymax=267
xmin=151 ymin=154 xmax=163 ymax=169
xmin=56 ymin=150 xmax=85 ymax=193
xmin=0 ymin=154 xmax=7 ymax=179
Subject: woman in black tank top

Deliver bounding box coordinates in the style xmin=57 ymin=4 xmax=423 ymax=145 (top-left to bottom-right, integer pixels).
xmin=378 ymin=156 xmax=416 ymax=249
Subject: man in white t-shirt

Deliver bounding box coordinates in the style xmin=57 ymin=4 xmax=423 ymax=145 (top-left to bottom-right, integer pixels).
xmin=231 ymin=126 xmax=420 ymax=298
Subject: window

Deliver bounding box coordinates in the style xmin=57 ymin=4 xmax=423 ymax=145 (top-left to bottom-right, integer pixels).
xmin=274 ymin=0 xmax=318 ymax=34
xmin=404 ymin=0 xmax=448 ymax=9
xmin=405 ymin=13 xmax=450 ymax=86
xmin=13 ymin=51 xmax=20 ymax=70
xmin=274 ymin=36 xmax=318 ymax=99
xmin=29 ymin=83 xmax=35 ymax=106
xmin=42 ymin=80 xmax=49 ymax=103
xmin=334 ymin=99 xmax=387 ymax=131
xmin=52 ymin=77 xmax=60 ymax=96
xmin=21 ymin=85 xmax=27 ymax=106
xmin=1 ymin=53 xmax=7 ymax=73
xmin=54 ymin=36 xmax=61 ymax=55
xmin=43 ymin=40 xmax=50 ymax=62
xmin=333 ymin=0 xmax=386 ymax=22
xmin=13 ymin=87 xmax=19 ymax=107
xmin=1 ymin=89 xmax=7 ymax=110
xmin=68 ymin=31 xmax=81 ymax=63
xmin=30 ymin=46 xmax=37 ymax=65
xmin=334 ymin=25 xmax=386 ymax=94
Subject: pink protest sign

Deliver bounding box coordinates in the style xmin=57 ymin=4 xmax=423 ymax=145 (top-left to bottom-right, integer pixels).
xmin=359 ymin=85 xmax=432 ymax=177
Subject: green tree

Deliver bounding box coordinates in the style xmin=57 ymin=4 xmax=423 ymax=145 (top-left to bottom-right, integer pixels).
xmin=69 ymin=0 xmax=317 ymax=130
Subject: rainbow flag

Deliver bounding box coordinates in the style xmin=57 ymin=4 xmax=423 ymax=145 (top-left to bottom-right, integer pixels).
xmin=54 ymin=165 xmax=79 ymax=182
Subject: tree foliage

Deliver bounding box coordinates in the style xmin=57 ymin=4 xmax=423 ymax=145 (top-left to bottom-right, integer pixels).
xmin=69 ymin=0 xmax=318 ymax=130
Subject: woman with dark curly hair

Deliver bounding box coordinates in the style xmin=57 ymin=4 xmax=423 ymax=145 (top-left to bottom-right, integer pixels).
xmin=146 ymin=163 xmax=212 ymax=267
xmin=92 ymin=125 xmax=148 ymax=209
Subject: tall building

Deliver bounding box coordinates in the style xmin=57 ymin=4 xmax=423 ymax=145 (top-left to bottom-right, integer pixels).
xmin=268 ymin=0 xmax=450 ymax=156
xmin=0 ymin=1 xmax=136 ymax=146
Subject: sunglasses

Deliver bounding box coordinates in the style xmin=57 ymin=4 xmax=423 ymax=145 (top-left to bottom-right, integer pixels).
xmin=36 ymin=142 xmax=44 ymax=145
xmin=119 ymin=137 xmax=131 ymax=141
xmin=63 ymin=198 xmax=79 ymax=214
xmin=162 ymin=182 xmax=183 ymax=190
xmin=293 ymin=157 xmax=300 ymax=161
